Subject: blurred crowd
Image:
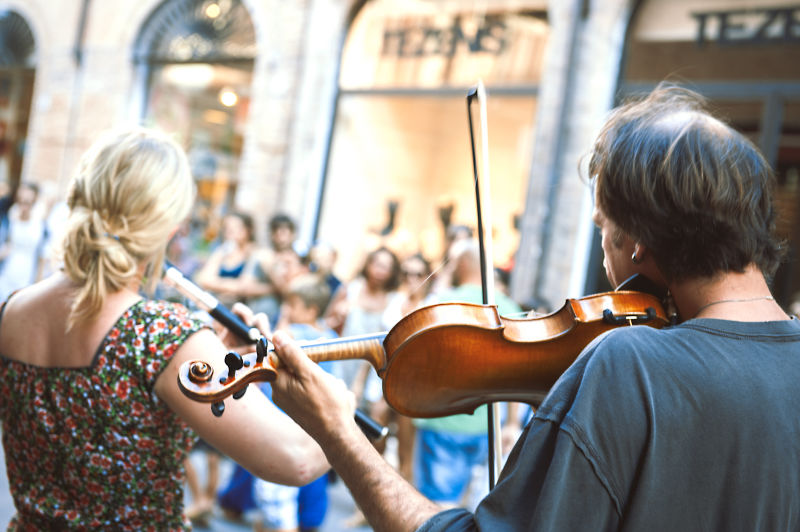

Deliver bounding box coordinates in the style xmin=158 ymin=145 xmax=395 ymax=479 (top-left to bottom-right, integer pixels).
xmin=0 ymin=181 xmax=69 ymax=304
xmin=0 ymin=180 xmax=534 ymax=532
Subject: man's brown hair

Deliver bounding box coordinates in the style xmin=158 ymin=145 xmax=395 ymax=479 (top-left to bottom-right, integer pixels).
xmin=589 ymin=83 xmax=783 ymax=281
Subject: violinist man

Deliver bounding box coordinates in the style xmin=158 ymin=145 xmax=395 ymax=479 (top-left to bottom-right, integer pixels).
xmin=270 ymin=84 xmax=800 ymax=531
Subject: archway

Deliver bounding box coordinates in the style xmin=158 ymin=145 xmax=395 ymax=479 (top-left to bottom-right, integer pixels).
xmin=134 ymin=0 xmax=256 ymax=241
xmin=0 ymin=8 xmax=36 ymax=191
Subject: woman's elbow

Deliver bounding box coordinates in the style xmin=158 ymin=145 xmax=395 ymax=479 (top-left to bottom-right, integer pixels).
xmin=254 ymin=441 xmax=329 ymax=486
xmin=290 ymin=464 xmax=326 ymax=487
xmin=289 ymin=443 xmax=330 ymax=486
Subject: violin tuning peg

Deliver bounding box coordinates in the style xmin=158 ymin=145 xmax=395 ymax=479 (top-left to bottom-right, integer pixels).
xmin=233 ymin=385 xmax=247 ymax=400
xmin=224 ymin=351 xmax=244 ymax=379
xmin=211 ymin=401 xmax=225 ymax=417
xmin=256 ymin=337 xmax=269 ymax=364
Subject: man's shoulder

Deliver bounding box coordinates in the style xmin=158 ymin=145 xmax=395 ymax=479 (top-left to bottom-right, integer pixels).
xmin=534 ymin=325 xmax=669 ymax=420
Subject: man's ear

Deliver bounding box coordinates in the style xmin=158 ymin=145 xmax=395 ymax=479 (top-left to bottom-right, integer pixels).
xmin=632 ymin=242 xmax=647 ymax=264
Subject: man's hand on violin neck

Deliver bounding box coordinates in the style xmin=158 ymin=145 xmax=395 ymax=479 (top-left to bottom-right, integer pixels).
xmin=271 ymin=333 xmax=443 ymax=532
xmin=270 ymin=330 xmax=356 ymax=442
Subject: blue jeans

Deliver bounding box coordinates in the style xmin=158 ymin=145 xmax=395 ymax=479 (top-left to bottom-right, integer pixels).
xmin=414 ymin=428 xmax=489 ymax=504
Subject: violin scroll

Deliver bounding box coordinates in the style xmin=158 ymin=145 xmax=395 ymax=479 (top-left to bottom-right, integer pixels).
xmin=178 ymin=337 xmax=390 ymax=439
xmin=179 ymin=348 xmax=279 ymax=404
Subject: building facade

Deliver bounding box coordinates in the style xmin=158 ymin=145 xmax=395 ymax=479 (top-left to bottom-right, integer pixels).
xmin=1 ymin=0 xmax=799 ymax=310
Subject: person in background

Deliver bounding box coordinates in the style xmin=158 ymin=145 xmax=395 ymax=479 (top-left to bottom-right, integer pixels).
xmin=37 ymin=183 xmax=71 ymax=280
xmin=382 ymin=252 xmax=436 ymax=482
xmin=323 ymin=245 xmax=402 ymax=527
xmin=188 ymin=209 xmax=260 ymax=523
xmin=269 ymin=214 xmax=297 ymax=254
xmin=216 ymin=230 xmax=310 ymax=525
xmin=268 ymin=84 xmax=800 ymax=531
xmin=253 ymin=274 xmax=338 ymax=532
xmin=325 ymin=246 xmax=402 ymax=394
xmin=194 ymin=210 xmax=257 ymax=306
xmin=240 ymin=213 xmax=300 ymax=326
xmin=383 ymin=253 xmax=435 ymax=324
xmin=166 ymin=219 xmax=202 ymax=279
xmin=0 ymin=181 xmax=47 ymax=301
xmin=305 ymin=241 xmax=341 ymax=315
xmin=413 ymin=238 xmax=524 ymax=511
xmin=0 ymin=128 xmax=331 ymax=530
xmin=219 ymin=273 xmax=337 ymax=532
xmin=429 ymin=224 xmax=473 ymax=297
xmin=0 ymin=179 xmax=12 ymax=248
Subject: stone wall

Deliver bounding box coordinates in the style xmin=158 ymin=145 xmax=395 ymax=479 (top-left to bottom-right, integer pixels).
xmin=6 ymin=0 xmax=632 ymax=304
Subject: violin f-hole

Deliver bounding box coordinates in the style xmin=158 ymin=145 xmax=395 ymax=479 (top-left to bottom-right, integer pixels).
xmin=602 ymin=306 xmax=657 ymax=326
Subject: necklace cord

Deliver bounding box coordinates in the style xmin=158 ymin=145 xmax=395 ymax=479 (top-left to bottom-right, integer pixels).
xmin=694 ymin=295 xmax=775 ymax=317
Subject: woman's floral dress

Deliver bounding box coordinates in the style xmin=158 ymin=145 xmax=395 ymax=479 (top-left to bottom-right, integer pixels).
xmin=0 ymin=299 xmax=208 ymax=531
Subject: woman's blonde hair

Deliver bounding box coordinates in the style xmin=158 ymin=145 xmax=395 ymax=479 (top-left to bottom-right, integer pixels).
xmin=62 ymin=127 xmax=195 ymax=327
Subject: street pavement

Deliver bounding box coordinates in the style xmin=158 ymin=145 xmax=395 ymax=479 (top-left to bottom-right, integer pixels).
xmin=184 ymin=451 xmax=373 ymax=532
xmin=0 ymin=432 xmax=373 ymax=531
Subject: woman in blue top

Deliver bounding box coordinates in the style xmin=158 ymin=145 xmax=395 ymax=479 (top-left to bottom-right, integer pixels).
xmin=195 ymin=210 xmax=256 ymax=306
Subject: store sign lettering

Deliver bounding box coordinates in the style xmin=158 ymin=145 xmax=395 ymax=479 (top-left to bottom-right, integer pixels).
xmin=382 ymin=17 xmax=507 ymax=57
xmin=692 ymin=6 xmax=800 ymax=44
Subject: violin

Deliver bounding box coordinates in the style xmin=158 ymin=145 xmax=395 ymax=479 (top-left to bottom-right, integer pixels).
xmin=177 ymin=283 xmax=669 ymax=418
xmin=164 ymin=261 xmax=389 ymax=440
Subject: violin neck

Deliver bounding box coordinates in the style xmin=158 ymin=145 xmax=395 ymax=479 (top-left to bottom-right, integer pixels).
xmin=296 ymin=332 xmax=387 ymax=373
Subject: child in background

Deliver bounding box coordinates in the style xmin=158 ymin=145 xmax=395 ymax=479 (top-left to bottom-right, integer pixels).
xmin=254 ymin=274 xmax=337 ymax=532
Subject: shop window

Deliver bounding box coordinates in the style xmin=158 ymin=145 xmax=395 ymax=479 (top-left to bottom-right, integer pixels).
xmin=594 ymin=0 xmax=800 ymax=305
xmin=319 ymin=0 xmax=549 ymax=277
xmin=0 ymin=9 xmax=36 ymax=190
xmin=133 ymin=0 xmax=255 ymax=241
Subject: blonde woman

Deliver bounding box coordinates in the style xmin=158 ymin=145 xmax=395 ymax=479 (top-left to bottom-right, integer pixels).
xmin=0 ymin=128 xmax=334 ymax=530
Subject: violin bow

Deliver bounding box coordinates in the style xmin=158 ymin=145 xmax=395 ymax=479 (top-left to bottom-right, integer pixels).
xmin=467 ymin=80 xmax=504 ymax=489
xmin=163 ymin=262 xmax=389 ymax=441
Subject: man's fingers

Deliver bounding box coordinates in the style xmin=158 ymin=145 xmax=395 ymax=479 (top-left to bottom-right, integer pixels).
xmin=272 ymin=330 xmax=315 ymax=379
xmin=229 ymin=302 xmax=271 ymax=340
xmin=252 ymin=312 xmax=272 ymax=338
xmin=231 ymin=301 xmax=254 ymax=324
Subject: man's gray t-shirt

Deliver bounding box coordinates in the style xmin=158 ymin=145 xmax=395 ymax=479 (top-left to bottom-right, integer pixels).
xmin=419 ymin=318 xmax=800 ymax=531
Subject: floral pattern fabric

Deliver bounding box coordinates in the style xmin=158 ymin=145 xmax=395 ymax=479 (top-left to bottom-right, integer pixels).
xmin=0 ymin=299 xmax=208 ymax=531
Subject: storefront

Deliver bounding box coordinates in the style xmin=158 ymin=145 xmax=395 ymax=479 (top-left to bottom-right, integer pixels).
xmin=1 ymin=0 xmax=797 ymax=310
xmin=133 ymin=0 xmax=256 ymax=242
xmin=316 ymin=0 xmax=549 ymax=277
xmin=588 ymin=0 xmax=800 ymax=305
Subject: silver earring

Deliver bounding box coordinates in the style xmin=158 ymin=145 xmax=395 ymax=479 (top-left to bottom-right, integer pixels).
xmin=631 ymin=251 xmax=640 ymax=264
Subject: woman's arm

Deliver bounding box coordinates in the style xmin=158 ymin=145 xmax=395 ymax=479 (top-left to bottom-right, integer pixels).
xmin=233 ymin=249 xmax=276 ymax=299
xmin=154 ymin=328 xmax=330 ymax=486
xmin=194 ymin=247 xmax=229 ymax=293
